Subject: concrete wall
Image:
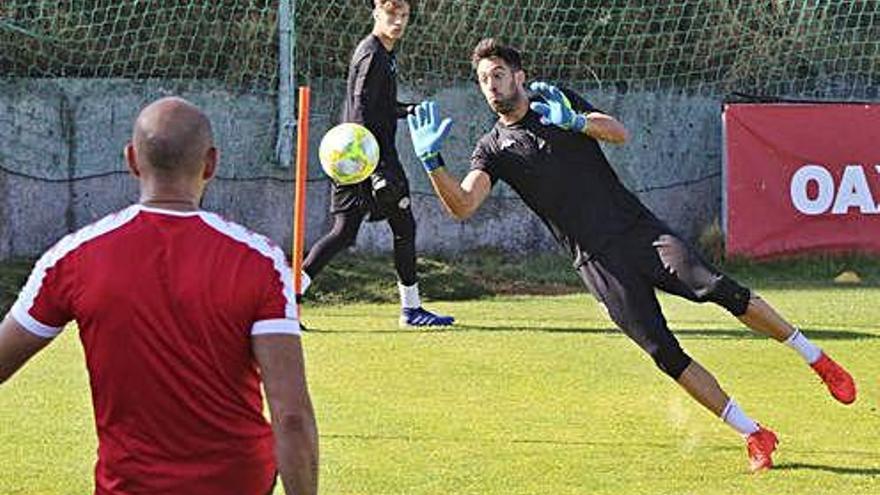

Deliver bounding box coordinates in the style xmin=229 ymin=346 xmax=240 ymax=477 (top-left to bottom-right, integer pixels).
xmin=0 ymin=78 xmax=721 ymax=260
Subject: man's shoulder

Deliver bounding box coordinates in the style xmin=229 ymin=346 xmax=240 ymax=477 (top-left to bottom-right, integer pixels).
xmin=474 ymin=127 xmax=502 ymax=153
xmin=42 ymin=204 xmax=141 ymax=258
xmin=480 ymin=123 xmax=506 ymax=143
xmin=79 ymin=206 xmax=284 ymax=264
xmin=352 ymin=35 xmax=383 ymax=62
xmin=195 ymin=212 xmax=287 ymax=264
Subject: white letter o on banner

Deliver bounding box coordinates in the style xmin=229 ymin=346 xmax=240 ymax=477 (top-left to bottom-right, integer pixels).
xmin=790 ymin=165 xmax=834 ymax=215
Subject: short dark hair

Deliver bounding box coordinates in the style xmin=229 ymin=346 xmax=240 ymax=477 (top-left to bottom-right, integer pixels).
xmin=370 ymin=0 xmax=411 ymax=11
xmin=471 ymin=38 xmax=522 ymax=71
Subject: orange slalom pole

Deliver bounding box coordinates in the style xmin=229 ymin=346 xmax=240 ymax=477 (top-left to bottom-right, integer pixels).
xmin=292 ymin=86 xmax=310 ymax=313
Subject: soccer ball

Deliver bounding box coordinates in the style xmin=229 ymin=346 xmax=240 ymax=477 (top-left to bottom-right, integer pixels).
xmin=318 ymin=123 xmax=379 ymax=185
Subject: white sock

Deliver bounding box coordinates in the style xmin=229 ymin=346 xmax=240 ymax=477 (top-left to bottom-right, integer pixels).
xmin=785 ymin=329 xmax=822 ymax=364
xmin=398 ymin=282 xmax=421 ymax=309
xmin=300 ymin=271 xmax=311 ymax=294
xmin=721 ymin=398 xmax=759 ymax=437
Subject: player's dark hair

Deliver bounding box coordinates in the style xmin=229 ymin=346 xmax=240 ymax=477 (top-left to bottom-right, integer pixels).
xmin=368 ymin=0 xmax=414 ymax=22
xmin=371 ymin=0 xmax=411 ymax=11
xmin=471 ymin=38 xmax=522 ymax=71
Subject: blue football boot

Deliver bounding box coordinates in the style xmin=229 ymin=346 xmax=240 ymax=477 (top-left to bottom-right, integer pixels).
xmin=399 ymin=307 xmax=455 ymax=328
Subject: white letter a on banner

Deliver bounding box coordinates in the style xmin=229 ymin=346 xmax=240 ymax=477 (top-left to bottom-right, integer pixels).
xmin=832 ymin=165 xmax=878 ymax=214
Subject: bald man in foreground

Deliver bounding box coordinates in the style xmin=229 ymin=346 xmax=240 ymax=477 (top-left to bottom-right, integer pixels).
xmin=0 ymin=98 xmax=319 ymax=495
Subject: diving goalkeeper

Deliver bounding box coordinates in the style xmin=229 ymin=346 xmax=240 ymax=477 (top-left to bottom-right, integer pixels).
xmin=405 ymin=38 xmax=857 ymax=472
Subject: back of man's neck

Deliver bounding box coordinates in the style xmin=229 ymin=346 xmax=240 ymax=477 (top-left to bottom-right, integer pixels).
xmin=140 ymin=198 xmax=200 ymax=212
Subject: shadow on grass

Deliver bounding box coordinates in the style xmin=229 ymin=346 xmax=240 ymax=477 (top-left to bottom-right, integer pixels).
xmin=321 ymin=434 xmax=880 ymax=477
xmin=774 ymin=462 xmax=880 ymax=476
xmin=443 ymin=325 xmax=879 ymax=341
xmin=304 ymin=325 xmax=878 ymax=340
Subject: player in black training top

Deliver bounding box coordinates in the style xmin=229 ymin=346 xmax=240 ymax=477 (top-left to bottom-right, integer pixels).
xmin=405 ymin=38 xmax=856 ymax=471
xmin=301 ymin=0 xmax=453 ymax=328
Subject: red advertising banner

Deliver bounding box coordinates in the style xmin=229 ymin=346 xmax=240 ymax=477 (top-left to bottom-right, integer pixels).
xmin=724 ymin=103 xmax=880 ymax=258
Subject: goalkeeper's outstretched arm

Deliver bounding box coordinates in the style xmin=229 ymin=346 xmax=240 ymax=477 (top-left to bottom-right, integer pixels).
xmin=407 ymin=101 xmax=492 ymax=220
xmin=426 ymin=167 xmax=492 ymax=221
xmin=528 ymin=81 xmax=629 ymax=144
xmin=583 ymin=112 xmax=629 ymax=144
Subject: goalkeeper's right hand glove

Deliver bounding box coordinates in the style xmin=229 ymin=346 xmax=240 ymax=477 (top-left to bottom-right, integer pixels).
xmin=528 ymin=81 xmax=589 ymax=134
xmin=406 ymin=101 xmax=453 ymax=173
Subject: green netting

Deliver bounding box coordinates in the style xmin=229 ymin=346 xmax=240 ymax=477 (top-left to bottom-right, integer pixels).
xmin=3 ymin=1 xmax=879 ymax=98
xmin=0 ymin=0 xmax=279 ymax=93
xmin=2 ymin=0 xmax=880 ymax=183
xmin=299 ymin=0 xmax=880 ymax=99
xmin=0 ymin=0 xmax=286 ymax=182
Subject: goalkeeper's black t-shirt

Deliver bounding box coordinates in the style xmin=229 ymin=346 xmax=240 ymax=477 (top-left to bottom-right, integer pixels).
xmin=341 ymin=34 xmax=408 ymax=181
xmin=333 ymin=34 xmax=413 ymax=218
xmin=470 ymin=88 xmax=660 ymax=257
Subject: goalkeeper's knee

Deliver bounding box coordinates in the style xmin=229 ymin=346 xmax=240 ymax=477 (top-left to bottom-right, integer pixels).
xmin=649 ymin=343 xmax=693 ymax=380
xmin=705 ymin=276 xmax=751 ymax=316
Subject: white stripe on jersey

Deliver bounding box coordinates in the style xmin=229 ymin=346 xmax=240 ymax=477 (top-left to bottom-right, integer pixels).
xmin=252 ymin=319 xmax=301 ymax=336
xmin=10 ymin=205 xmax=142 ymax=338
xmin=9 ymin=205 xmax=300 ymax=338
xmin=10 ymin=304 xmax=62 ymax=338
xmin=197 ymin=211 xmax=300 ymax=336
xmin=138 ymin=205 xmax=204 ymax=217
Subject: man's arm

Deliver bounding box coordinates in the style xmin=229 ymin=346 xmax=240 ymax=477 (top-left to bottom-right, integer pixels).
xmin=427 ymin=168 xmax=492 ymax=221
xmin=584 ymin=112 xmax=629 ymax=144
xmin=0 ymin=314 xmax=52 ymax=385
xmin=406 ymin=101 xmax=493 ymax=220
xmin=252 ymin=334 xmax=318 ymax=495
xmin=347 ymin=52 xmax=377 ymax=126
xmin=530 ymin=82 xmax=629 ymax=144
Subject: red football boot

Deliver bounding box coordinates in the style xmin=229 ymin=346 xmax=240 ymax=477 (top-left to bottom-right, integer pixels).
xmin=811 ymin=353 xmax=857 ymax=405
xmin=746 ymin=426 xmax=778 ymax=472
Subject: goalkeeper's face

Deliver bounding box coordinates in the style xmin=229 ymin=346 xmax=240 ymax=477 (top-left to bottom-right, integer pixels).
xmin=476 ymin=57 xmax=526 ymax=116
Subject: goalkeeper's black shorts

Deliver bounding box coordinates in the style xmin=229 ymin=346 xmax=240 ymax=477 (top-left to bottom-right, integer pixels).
xmin=330 ymin=163 xmax=411 ymax=222
xmin=574 ymin=220 xmax=751 ymax=379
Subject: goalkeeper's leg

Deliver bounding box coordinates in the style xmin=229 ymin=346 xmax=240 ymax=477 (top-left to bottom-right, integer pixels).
xmin=576 ymin=257 xmax=775 ymax=471
xmin=653 ymin=233 xmax=856 ymax=405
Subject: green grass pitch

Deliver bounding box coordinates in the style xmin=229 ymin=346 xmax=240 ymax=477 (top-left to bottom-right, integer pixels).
xmin=2 ymin=288 xmax=878 ymax=494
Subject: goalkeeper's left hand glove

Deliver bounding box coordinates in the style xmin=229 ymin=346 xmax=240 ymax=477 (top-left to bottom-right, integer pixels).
xmin=407 ymin=101 xmax=453 ymax=173
xmin=528 ymin=81 xmax=589 ymax=134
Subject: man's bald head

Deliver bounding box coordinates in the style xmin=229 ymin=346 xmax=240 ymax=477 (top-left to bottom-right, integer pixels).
xmin=132 ymin=97 xmax=214 ymax=177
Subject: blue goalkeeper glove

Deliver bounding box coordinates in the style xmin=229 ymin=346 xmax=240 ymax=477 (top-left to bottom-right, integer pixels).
xmin=528 ymin=81 xmax=589 ymax=134
xmin=407 ymin=101 xmax=453 ymax=173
